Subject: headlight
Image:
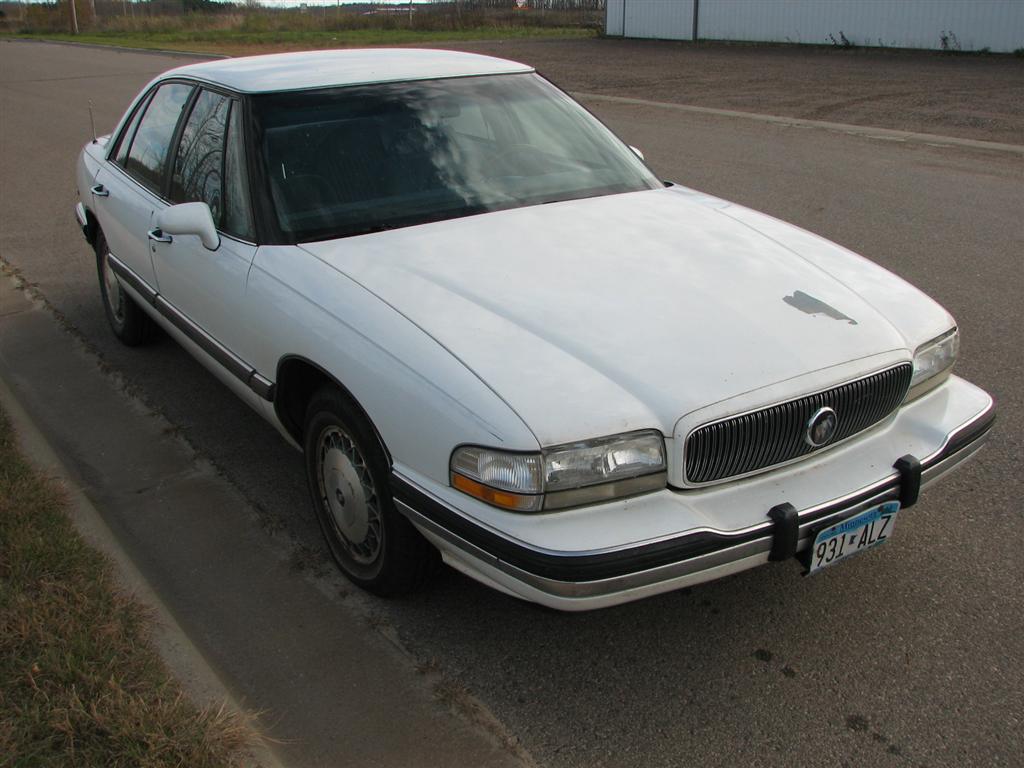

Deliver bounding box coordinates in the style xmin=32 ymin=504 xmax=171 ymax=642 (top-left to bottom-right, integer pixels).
xmin=450 ymin=430 xmax=667 ymax=512
xmin=907 ymin=328 xmax=959 ymax=401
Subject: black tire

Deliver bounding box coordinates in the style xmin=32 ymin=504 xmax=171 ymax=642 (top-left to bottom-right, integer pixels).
xmin=303 ymin=386 xmax=438 ymax=596
xmin=95 ymin=230 xmax=153 ymax=346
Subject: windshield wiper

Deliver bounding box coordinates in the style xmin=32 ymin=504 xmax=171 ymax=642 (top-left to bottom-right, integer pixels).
xmin=299 ymin=223 xmax=397 ymax=242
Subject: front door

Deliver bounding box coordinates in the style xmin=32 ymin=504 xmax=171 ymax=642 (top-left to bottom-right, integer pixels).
xmin=149 ymin=88 xmax=259 ymax=372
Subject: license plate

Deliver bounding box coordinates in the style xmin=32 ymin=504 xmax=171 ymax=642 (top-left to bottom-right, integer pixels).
xmin=808 ymin=500 xmax=900 ymax=575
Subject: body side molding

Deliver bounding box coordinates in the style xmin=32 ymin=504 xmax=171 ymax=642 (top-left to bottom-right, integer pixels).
xmin=107 ymin=253 xmax=275 ymax=402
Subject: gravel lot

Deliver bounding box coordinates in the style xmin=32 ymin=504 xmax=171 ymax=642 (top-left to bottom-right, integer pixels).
xmin=448 ymin=38 xmax=1024 ymax=144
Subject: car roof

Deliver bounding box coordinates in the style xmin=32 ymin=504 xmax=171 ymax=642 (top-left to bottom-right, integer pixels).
xmin=165 ymin=48 xmax=535 ymax=94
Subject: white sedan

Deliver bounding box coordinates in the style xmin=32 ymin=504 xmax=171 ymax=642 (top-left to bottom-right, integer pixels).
xmin=75 ymin=49 xmax=994 ymax=610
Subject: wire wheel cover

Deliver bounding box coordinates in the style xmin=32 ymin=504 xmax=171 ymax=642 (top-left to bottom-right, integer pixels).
xmin=316 ymin=426 xmax=383 ymax=564
xmin=103 ymin=252 xmax=125 ymax=323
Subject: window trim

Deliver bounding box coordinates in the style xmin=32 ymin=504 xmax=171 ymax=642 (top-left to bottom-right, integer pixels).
xmin=161 ymin=84 xmax=201 ymax=200
xmin=241 ymin=94 xmax=279 ymax=246
xmin=106 ymin=86 xmax=154 ymax=164
xmin=223 ymin=99 xmax=258 ymax=243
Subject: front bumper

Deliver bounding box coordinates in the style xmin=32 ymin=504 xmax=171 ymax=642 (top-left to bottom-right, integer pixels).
xmin=393 ymin=376 xmax=995 ymax=611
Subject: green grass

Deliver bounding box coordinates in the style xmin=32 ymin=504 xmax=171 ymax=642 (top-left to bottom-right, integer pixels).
xmin=6 ymin=25 xmax=596 ymax=55
xmin=0 ymin=407 xmax=253 ymax=767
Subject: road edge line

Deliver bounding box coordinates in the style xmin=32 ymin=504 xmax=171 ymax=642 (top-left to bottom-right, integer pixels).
xmin=572 ymin=92 xmax=1024 ymax=155
xmin=0 ymin=369 xmax=289 ymax=768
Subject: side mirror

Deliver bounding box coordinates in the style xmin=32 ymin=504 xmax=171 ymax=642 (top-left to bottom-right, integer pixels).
xmin=156 ymin=202 xmax=220 ymax=251
xmin=629 ymin=145 xmax=646 ymax=162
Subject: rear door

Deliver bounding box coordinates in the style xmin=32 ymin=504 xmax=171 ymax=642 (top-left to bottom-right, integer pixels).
xmin=92 ymin=81 xmax=193 ymax=290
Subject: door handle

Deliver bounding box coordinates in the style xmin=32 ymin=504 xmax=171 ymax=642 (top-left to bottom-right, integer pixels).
xmin=147 ymin=228 xmax=173 ymax=244
xmin=90 ymin=184 xmax=110 ymax=197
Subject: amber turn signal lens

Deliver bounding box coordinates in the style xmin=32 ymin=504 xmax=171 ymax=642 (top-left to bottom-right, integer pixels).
xmin=450 ymin=473 xmax=543 ymax=512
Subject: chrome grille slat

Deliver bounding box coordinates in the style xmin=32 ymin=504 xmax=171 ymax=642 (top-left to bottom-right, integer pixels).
xmin=685 ymin=364 xmax=913 ymax=484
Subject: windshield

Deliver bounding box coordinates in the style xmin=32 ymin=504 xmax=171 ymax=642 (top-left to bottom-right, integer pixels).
xmin=251 ymin=73 xmax=662 ymax=242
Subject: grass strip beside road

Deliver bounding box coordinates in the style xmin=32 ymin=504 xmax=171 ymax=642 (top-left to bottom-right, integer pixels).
xmin=5 ymin=26 xmax=595 ymax=56
xmin=0 ymin=406 xmax=252 ymax=767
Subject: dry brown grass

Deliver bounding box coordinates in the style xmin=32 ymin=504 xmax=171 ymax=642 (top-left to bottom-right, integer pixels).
xmin=0 ymin=407 xmax=255 ymax=767
xmin=2 ymin=3 xmax=599 ymax=55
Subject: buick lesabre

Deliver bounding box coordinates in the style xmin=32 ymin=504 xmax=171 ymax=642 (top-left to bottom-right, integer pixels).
xmin=75 ymin=49 xmax=995 ymax=610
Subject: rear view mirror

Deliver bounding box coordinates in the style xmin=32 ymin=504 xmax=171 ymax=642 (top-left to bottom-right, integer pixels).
xmin=157 ymin=203 xmax=220 ymax=251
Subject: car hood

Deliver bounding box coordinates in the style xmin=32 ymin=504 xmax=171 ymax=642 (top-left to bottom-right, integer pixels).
xmin=302 ymin=187 xmax=938 ymax=446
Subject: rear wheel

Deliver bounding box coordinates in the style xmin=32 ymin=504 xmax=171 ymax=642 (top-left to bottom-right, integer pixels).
xmin=95 ymin=231 xmax=153 ymax=346
xmin=303 ymin=386 xmax=437 ymax=595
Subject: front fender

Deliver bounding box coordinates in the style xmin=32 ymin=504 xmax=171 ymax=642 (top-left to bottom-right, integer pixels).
xmin=246 ymin=245 xmax=539 ymax=486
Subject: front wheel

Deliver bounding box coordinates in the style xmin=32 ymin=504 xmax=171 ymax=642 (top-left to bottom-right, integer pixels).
xmin=303 ymin=387 xmax=438 ymax=596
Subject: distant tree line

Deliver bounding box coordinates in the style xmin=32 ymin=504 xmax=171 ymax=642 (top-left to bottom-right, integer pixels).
xmin=2 ymin=0 xmax=605 ymax=34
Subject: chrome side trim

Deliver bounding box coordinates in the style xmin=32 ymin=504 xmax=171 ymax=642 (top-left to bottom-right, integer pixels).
xmin=106 ymin=253 xmax=275 ymax=402
xmin=249 ymin=372 xmax=276 ymax=401
xmin=153 ymin=295 xmax=252 ymax=383
xmin=107 ymin=254 xmax=157 ymax=304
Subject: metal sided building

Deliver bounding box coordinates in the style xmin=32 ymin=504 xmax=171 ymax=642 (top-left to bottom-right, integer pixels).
xmin=605 ymin=0 xmax=1024 ymax=53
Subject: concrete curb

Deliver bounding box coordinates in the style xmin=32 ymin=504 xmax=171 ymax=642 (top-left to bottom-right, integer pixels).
xmin=0 ymin=370 xmax=288 ymax=768
xmin=572 ymin=92 xmax=1024 ymax=155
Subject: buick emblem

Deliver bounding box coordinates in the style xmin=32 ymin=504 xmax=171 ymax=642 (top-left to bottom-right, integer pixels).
xmin=805 ymin=407 xmax=838 ymax=448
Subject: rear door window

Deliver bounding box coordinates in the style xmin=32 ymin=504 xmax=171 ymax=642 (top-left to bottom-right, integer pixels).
xmin=123 ymin=82 xmax=193 ymax=194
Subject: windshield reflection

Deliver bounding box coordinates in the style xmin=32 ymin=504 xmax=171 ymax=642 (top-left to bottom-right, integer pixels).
xmin=252 ymin=73 xmax=661 ymax=242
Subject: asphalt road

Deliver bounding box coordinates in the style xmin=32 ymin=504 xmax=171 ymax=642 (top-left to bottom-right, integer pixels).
xmin=2 ymin=40 xmax=1022 ymax=767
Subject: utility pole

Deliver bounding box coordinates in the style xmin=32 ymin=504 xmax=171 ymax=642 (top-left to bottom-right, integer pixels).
xmin=69 ymin=0 xmax=79 ymax=34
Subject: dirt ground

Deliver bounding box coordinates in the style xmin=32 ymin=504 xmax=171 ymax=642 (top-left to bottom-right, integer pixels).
xmin=448 ymin=38 xmax=1024 ymax=145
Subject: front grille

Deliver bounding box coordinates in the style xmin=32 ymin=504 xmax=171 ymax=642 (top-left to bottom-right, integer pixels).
xmin=684 ymin=363 xmax=913 ymax=484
